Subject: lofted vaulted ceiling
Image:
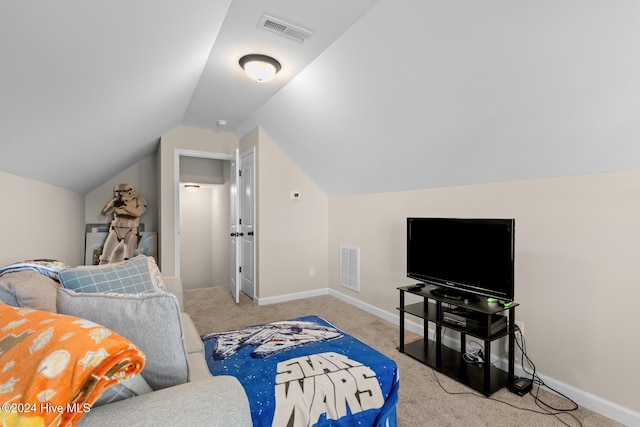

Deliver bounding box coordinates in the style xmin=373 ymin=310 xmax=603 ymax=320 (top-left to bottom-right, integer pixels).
xmin=1 ymin=1 xmax=639 ymax=196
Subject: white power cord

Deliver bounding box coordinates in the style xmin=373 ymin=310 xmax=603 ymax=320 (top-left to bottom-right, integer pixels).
xmin=463 ymin=339 xmax=484 ymax=363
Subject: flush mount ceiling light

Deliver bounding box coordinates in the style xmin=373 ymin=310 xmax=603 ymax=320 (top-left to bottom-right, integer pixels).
xmin=239 ymin=54 xmax=281 ymax=83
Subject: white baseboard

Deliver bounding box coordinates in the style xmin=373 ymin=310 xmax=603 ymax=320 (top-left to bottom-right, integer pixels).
xmin=529 ymin=371 xmax=640 ymax=427
xmin=255 ymin=288 xmax=329 ymax=305
xmin=327 ymin=288 xmax=399 ymax=325
xmin=260 ymin=287 xmax=640 ymax=426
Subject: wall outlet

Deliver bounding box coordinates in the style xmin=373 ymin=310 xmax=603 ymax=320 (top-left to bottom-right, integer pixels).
xmin=308 ymin=267 xmax=315 ymax=277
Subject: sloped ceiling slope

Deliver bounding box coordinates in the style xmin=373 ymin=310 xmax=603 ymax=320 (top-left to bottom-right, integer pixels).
xmin=0 ymin=0 xmax=231 ymax=194
xmin=253 ymin=0 xmax=640 ymax=197
xmin=182 ymin=0 xmax=381 ymax=137
xmin=2 ymin=1 xmax=639 ymax=198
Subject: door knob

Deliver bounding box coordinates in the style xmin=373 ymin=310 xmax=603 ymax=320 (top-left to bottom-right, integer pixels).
xmin=247 ymin=231 xmax=254 ymax=236
xmin=230 ymin=232 xmax=236 ymax=237
xmin=238 ymin=232 xmax=244 ymax=237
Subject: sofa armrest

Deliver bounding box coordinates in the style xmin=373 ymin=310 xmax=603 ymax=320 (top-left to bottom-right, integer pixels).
xmin=78 ymin=376 xmax=251 ymax=427
xmin=162 ymin=276 xmax=183 ymax=311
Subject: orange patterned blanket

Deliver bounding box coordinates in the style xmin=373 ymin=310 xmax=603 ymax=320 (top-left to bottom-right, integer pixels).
xmin=0 ymin=303 xmax=145 ymax=426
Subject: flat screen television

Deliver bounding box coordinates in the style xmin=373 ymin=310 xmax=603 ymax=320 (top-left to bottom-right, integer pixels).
xmin=407 ymin=217 xmax=515 ymax=302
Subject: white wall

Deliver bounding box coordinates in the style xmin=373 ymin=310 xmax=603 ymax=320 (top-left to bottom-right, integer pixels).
xmin=179 ymin=186 xmax=213 ymax=288
xmin=158 ymin=126 xmax=238 ymax=275
xmin=253 ymin=128 xmax=329 ymax=299
xmin=160 ymin=126 xmax=329 ymax=298
xmin=179 ymin=185 xmax=230 ymax=289
xmin=180 ymin=156 xmax=225 ymax=185
xmin=178 ymin=156 xmax=230 ymax=289
xmin=328 ymin=170 xmax=640 ymax=415
xmin=0 ymin=171 xmax=84 ymax=266
xmin=210 ymin=182 xmax=230 ymax=285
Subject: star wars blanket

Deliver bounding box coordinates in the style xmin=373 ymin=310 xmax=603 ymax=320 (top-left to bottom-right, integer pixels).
xmin=202 ymin=315 xmax=399 ymax=427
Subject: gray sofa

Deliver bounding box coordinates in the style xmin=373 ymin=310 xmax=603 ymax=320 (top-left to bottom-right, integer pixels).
xmin=78 ymin=276 xmax=252 ymax=426
xmin=0 ymin=266 xmax=252 ymax=427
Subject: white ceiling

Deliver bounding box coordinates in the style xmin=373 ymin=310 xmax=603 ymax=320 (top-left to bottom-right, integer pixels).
xmin=1 ymin=0 xmax=640 ymax=196
xmin=182 ymin=0 xmax=381 ymax=136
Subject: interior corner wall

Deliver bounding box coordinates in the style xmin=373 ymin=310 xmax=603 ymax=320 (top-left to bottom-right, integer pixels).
xmin=252 ymin=128 xmax=329 ymax=299
xmin=179 ymin=184 xmax=230 ymax=289
xmin=158 ymin=126 xmax=238 ymax=275
xmin=85 ymin=151 xmax=158 ymax=232
xmin=328 ymin=170 xmax=640 ymax=415
xmin=0 ymin=170 xmax=84 ymax=266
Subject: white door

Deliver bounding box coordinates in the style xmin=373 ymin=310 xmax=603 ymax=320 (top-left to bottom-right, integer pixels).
xmin=240 ymin=149 xmax=255 ymax=299
xmin=229 ymin=149 xmax=241 ymax=304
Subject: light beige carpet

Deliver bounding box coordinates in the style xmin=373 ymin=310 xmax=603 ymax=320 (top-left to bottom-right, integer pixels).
xmin=183 ymin=286 xmax=623 ymax=427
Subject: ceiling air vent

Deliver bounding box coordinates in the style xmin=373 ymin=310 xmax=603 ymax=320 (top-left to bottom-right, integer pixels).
xmin=258 ymin=15 xmax=313 ymax=44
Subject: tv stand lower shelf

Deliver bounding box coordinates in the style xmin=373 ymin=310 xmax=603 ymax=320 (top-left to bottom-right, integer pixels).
xmin=397 ymin=285 xmax=518 ymax=396
xmin=401 ymin=339 xmax=509 ymax=395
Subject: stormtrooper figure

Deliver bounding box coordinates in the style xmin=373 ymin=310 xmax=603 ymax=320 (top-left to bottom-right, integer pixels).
xmin=100 ymin=184 xmax=147 ymax=264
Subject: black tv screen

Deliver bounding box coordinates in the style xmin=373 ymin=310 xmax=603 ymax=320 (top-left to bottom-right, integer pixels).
xmin=407 ymin=217 xmax=515 ymax=301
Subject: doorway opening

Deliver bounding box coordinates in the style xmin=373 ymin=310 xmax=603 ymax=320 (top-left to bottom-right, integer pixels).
xmin=173 ymin=148 xmax=255 ymax=302
xmin=179 ymin=156 xmax=230 ymax=290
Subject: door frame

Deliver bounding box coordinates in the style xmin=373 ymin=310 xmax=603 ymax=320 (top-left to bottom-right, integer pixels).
xmin=173 ymin=149 xmax=233 ymax=279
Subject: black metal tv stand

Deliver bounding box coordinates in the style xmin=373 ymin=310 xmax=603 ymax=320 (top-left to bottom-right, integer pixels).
xmin=397 ymin=284 xmax=518 ymax=396
xmin=428 ymin=286 xmax=480 ymax=302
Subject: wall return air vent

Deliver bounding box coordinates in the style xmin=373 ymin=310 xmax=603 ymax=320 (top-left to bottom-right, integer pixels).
xmin=258 ymin=15 xmax=313 ymax=43
xmin=340 ymin=245 xmax=360 ymax=292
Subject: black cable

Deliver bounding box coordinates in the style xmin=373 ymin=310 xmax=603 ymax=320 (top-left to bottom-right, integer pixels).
xmin=514 ymin=328 xmax=583 ymax=427
xmin=516 ymin=329 xmax=579 ymax=410
xmin=427 ymin=326 xmax=584 ymax=427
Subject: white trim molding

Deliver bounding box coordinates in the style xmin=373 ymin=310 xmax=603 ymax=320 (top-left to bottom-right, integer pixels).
xmin=255 ymin=288 xmax=329 ymax=306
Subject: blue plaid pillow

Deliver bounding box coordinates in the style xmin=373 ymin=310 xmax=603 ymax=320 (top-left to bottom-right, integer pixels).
xmin=59 ymin=256 xmax=155 ymax=294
